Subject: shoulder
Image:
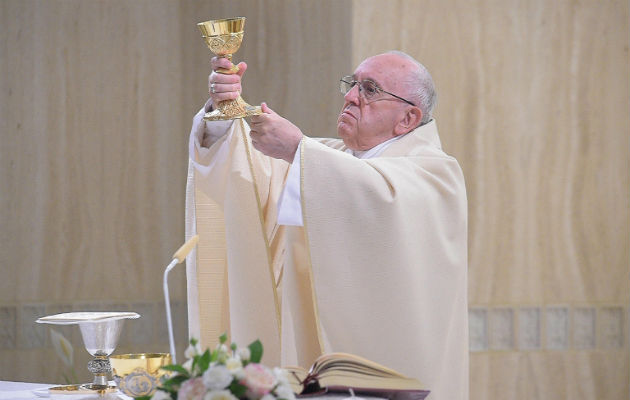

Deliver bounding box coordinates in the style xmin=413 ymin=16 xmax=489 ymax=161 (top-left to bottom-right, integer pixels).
xmin=381 ymin=119 xmax=449 ymax=159
xmin=313 ymin=137 xmax=346 ymax=151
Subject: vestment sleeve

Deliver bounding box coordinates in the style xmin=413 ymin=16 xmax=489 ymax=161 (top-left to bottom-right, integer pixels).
xmin=277 ymin=140 xmax=304 ymax=226
xmin=188 ymin=107 xmax=237 ymax=204
xmin=187 ymin=109 xmax=290 ymax=236
xmin=189 ymin=105 xmax=234 ymax=159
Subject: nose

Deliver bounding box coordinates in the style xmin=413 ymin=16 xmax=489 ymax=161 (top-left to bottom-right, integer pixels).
xmin=344 ymin=83 xmax=360 ymax=105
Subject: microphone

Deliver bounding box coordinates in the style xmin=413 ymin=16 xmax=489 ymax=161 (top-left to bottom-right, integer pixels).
xmin=164 ymin=235 xmax=199 ymax=364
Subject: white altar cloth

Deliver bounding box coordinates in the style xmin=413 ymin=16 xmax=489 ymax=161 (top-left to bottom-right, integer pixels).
xmin=0 ymin=382 xmax=124 ymax=400
xmin=0 ymin=382 xmax=381 ymax=400
xmin=0 ymin=381 xmax=54 ymax=400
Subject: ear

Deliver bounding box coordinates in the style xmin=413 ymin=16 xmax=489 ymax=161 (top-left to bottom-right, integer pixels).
xmin=394 ymin=107 xmax=423 ymax=136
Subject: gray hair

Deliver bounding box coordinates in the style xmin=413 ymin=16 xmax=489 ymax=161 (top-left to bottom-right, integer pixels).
xmin=387 ymin=51 xmax=437 ymax=124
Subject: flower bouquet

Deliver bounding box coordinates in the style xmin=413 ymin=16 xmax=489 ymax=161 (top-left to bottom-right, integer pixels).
xmin=138 ymin=334 xmax=295 ymax=400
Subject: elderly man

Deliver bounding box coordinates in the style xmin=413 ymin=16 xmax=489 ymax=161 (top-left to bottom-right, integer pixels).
xmin=187 ymin=51 xmax=468 ymax=400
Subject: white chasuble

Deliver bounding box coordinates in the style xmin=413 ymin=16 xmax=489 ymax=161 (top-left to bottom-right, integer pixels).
xmin=185 ymin=110 xmax=468 ymax=400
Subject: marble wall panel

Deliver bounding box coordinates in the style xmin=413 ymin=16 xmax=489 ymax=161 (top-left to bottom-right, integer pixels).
xmin=352 ymin=0 xmax=629 ymax=305
xmin=469 ymin=308 xmax=488 ymax=351
xmin=352 ymin=0 xmax=628 ymax=398
xmin=517 ymin=307 xmax=541 ymax=350
xmin=0 ymin=0 xmax=190 ymax=306
xmin=0 ymin=0 xmax=352 ymax=383
xmin=545 ymin=306 xmax=569 ymax=350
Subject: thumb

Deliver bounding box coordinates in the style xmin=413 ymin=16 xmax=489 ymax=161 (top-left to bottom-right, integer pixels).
xmin=235 ymin=61 xmax=248 ymax=77
xmin=261 ymin=102 xmax=275 ymax=114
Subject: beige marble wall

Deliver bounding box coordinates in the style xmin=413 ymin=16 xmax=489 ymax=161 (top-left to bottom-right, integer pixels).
xmin=1 ymin=0 xmax=628 ymax=398
xmin=0 ymin=0 xmax=350 ymax=384
xmin=351 ymin=0 xmax=628 ymax=398
xmin=0 ymin=0 xmax=192 ymax=383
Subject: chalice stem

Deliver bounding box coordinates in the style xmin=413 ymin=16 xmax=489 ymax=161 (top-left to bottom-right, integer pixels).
xmin=215 ymin=55 xmax=239 ymax=74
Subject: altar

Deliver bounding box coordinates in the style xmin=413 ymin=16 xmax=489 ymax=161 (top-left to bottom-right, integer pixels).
xmin=0 ymin=382 xmax=374 ymax=400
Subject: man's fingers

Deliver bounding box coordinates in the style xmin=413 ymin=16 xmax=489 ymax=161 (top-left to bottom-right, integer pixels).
xmin=249 ymin=128 xmax=262 ymax=148
xmin=209 ymin=72 xmax=241 ymax=85
xmin=210 ymin=56 xmax=234 ymax=71
xmin=249 ymin=108 xmax=269 ymax=125
xmin=209 ymin=82 xmax=241 ymax=94
xmin=235 ymin=62 xmax=247 ymax=77
xmin=249 ymin=115 xmax=264 ymax=125
xmin=212 ymin=92 xmax=240 ymax=102
xmin=260 ymin=102 xmax=275 ymax=114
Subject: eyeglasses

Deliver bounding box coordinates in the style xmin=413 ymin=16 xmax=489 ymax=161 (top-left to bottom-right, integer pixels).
xmin=339 ymin=76 xmax=416 ymax=106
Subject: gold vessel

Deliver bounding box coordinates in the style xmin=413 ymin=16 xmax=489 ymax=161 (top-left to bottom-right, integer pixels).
xmin=198 ymin=17 xmax=262 ymax=120
xmin=110 ymin=353 xmax=172 ymax=397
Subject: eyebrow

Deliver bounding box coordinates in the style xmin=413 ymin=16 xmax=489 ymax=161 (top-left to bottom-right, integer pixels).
xmin=352 ymin=74 xmax=383 ymax=89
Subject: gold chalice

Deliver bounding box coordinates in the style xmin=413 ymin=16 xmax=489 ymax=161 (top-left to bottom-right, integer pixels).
xmin=198 ymin=17 xmax=262 ymax=121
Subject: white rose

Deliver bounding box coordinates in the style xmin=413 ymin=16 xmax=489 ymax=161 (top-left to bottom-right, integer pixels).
xmin=203 ymin=390 xmax=239 ymax=400
xmin=242 ymin=364 xmax=277 ymax=398
xmin=225 ymin=357 xmax=243 ymax=373
xmin=216 ymin=343 xmax=229 ymax=353
xmin=202 ymin=365 xmax=234 ymax=390
xmin=185 ymin=342 xmax=203 ymax=359
xmin=261 ymin=394 xmax=276 ymax=400
xmin=274 ymin=384 xmax=296 ymax=400
xmin=272 ymin=368 xmax=289 ymax=385
xmin=237 ymin=347 xmax=251 ymax=361
xmin=182 ymin=358 xmax=194 ymax=373
xmin=151 ymin=390 xmax=172 ymax=400
xmin=233 ymin=368 xmax=246 ymax=381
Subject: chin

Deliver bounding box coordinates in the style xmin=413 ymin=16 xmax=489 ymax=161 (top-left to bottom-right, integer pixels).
xmin=337 ymin=122 xmax=352 ymax=138
xmin=337 ymin=126 xmax=358 ymax=149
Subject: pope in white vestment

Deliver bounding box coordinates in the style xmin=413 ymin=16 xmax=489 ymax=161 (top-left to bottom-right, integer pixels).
xmin=185 ymin=51 xmax=468 ymax=400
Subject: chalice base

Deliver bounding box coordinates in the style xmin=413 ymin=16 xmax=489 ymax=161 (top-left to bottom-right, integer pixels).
xmin=48 ymin=384 xmax=117 ymax=395
xmin=204 ymin=96 xmax=262 ymax=121
xmin=79 ymin=383 xmax=117 ymax=393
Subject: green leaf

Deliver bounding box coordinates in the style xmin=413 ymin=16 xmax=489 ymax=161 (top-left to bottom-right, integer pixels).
xmin=197 ymin=349 xmax=211 ymax=372
xmin=160 ymin=365 xmax=189 ymax=376
xmin=190 ymin=338 xmax=198 ymax=346
xmin=161 ymin=374 xmax=188 ymax=389
xmin=157 ymin=386 xmax=177 ymax=395
xmin=219 ymin=332 xmax=228 ymax=344
xmin=248 ymin=339 xmax=263 ymax=363
xmin=134 ymin=396 xmax=153 ymax=400
xmin=230 ymin=342 xmax=237 ymax=351
xmin=229 ymin=382 xmax=247 ymax=398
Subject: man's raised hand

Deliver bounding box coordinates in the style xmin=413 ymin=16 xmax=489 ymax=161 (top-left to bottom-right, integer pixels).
xmin=208 ymin=56 xmax=247 ymax=104
xmin=248 ymin=103 xmax=303 ymax=163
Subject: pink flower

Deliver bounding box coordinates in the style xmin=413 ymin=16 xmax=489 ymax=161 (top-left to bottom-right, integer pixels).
xmin=241 ymin=364 xmax=277 ymax=399
xmin=178 ymin=377 xmax=206 ymax=400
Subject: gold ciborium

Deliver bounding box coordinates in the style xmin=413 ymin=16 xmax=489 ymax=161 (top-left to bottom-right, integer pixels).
xmin=110 ymin=353 xmax=172 ymax=397
xmin=198 ymin=17 xmax=262 ymax=121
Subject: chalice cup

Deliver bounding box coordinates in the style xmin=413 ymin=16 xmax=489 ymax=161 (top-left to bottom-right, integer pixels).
xmin=36 ymin=311 xmax=140 ymax=394
xmin=198 ymin=17 xmax=262 ymax=121
xmin=79 ymin=319 xmax=125 ymax=390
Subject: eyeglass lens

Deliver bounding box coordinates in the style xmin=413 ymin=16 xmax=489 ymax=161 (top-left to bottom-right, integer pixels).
xmin=340 ymin=76 xmax=415 ymax=107
xmin=340 ymin=78 xmax=379 ymax=99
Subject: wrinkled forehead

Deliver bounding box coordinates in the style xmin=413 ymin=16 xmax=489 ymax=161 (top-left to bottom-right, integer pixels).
xmin=353 ymin=54 xmax=414 ymax=91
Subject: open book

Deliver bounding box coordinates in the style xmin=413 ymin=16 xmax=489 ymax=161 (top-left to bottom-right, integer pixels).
xmin=285 ymin=353 xmax=429 ymax=400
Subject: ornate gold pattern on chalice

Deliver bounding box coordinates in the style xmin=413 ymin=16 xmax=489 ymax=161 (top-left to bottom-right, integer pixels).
xmin=198 ymin=17 xmax=262 ymax=120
